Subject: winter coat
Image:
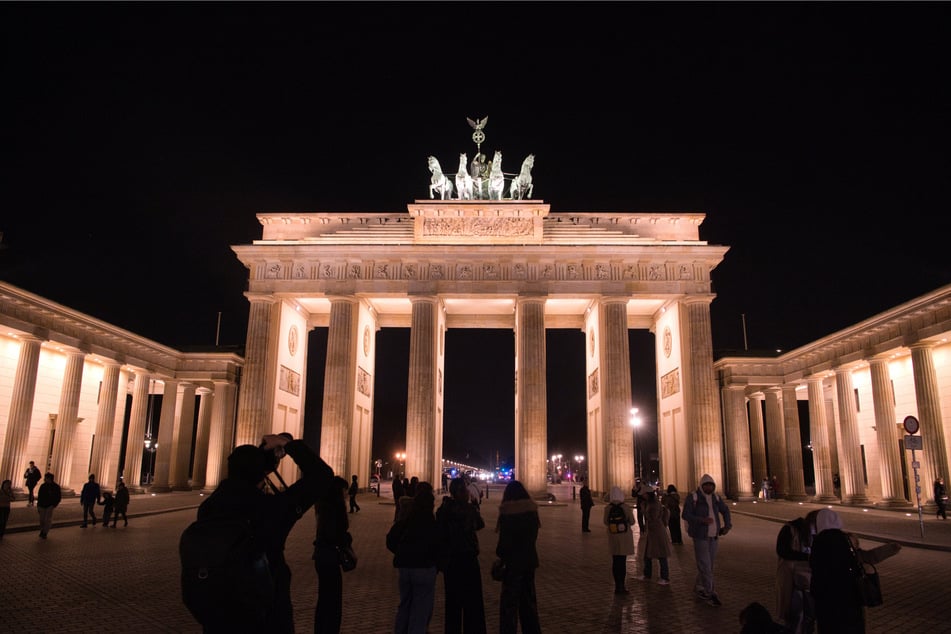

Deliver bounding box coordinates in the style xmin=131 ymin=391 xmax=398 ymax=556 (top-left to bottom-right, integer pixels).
xmin=114 ymin=485 xmax=130 ymax=512
xmin=638 ymin=498 xmax=672 ymax=559
xmin=603 ymin=502 xmax=636 ymax=556
xmin=37 ymin=481 xmax=61 ymax=508
xmin=682 ymin=487 xmax=731 ymax=539
xmin=386 ymin=512 xmax=440 ymax=569
xmin=496 ymin=498 xmax=540 ymax=571
xmin=579 ymin=485 xmax=594 ymax=510
xmin=80 ymin=481 xmax=101 ymax=506
xmin=436 ymin=495 xmax=484 ymax=564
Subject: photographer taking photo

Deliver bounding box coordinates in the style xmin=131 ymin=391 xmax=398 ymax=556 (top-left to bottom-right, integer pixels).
xmin=190 ymin=433 xmax=334 ymax=633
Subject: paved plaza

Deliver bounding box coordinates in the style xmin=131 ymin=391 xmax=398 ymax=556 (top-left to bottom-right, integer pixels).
xmin=1 ymin=483 xmax=949 ymax=633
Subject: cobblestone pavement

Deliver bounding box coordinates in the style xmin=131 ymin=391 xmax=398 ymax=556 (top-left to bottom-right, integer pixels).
xmin=0 ymin=484 xmax=948 ymax=633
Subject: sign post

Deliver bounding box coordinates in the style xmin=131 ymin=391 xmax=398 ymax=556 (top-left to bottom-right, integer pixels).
xmin=903 ymin=415 xmax=925 ymax=538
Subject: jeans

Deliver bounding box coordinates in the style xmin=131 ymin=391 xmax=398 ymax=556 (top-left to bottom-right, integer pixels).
xmin=499 ymin=568 xmax=541 ymax=634
xmin=643 ymin=556 xmax=669 ymax=580
xmin=314 ymin=544 xmax=342 ymax=633
xmin=37 ymin=505 xmax=55 ymax=534
xmin=443 ymin=557 xmax=486 ymax=634
xmin=692 ymin=536 xmax=719 ymax=594
xmin=395 ymin=566 xmax=437 ymax=634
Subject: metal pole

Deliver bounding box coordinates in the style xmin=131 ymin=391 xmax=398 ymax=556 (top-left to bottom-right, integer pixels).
xmin=912 ymin=448 xmax=924 ymax=538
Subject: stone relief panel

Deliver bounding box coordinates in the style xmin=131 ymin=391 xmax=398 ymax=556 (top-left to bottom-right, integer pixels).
xmin=588 ymin=368 xmax=600 ymax=399
xmin=422 ymin=217 xmax=534 ymax=237
xmin=292 ymin=263 xmax=307 ymax=279
xmin=279 ymin=365 xmax=301 ymax=396
xmin=357 ymin=367 xmax=371 ymax=397
xmin=265 ymin=262 xmax=283 ymax=279
xmin=660 ymin=368 xmax=680 ymax=398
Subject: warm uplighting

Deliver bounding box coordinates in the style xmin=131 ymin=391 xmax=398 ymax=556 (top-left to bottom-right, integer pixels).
xmin=629 ymin=407 xmax=642 ymax=481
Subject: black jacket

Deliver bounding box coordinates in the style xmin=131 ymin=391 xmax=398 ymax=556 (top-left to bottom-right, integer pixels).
xmin=496 ymin=499 xmax=540 ymax=571
xmin=37 ymin=481 xmax=61 ymax=508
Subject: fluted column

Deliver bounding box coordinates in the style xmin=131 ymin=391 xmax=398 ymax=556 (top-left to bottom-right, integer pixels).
xmin=808 ymin=377 xmax=838 ymax=501
xmin=834 ymin=366 xmax=870 ymax=504
xmin=235 ymin=295 xmax=276 ymax=446
xmin=516 ymin=295 xmax=548 ymax=498
xmin=320 ymin=296 xmax=358 ymax=476
xmin=748 ymin=392 xmax=767 ymax=486
xmin=764 ymin=387 xmax=789 ymax=498
xmin=170 ymin=383 xmax=197 ymax=490
xmin=868 ymin=357 xmax=908 ymax=505
xmin=124 ymin=372 xmax=150 ymax=489
xmin=89 ymin=361 xmax=121 ymax=488
xmin=679 ymin=296 xmax=724 ymax=486
xmin=190 ymin=388 xmax=214 ymax=490
xmin=204 ymin=380 xmax=237 ymax=491
xmin=910 ymin=342 xmax=950 ymax=506
xmin=405 ymin=296 xmax=439 ymax=484
xmin=781 ymin=384 xmax=808 ymax=500
xmin=149 ymin=379 xmax=179 ymax=492
xmin=1 ymin=335 xmax=42 ymax=491
xmin=48 ymin=350 xmax=86 ymax=492
xmin=599 ymin=297 xmax=634 ymax=494
xmin=722 ymin=385 xmax=754 ymax=500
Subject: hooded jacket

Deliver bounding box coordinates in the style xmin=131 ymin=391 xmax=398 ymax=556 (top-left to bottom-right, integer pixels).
xmin=681 ymin=474 xmax=732 ymax=539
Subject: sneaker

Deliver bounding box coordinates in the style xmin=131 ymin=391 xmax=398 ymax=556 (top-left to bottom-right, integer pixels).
xmin=658 ymin=579 xmax=670 ymax=586
xmin=695 ymin=589 xmax=711 ymax=600
xmin=708 ymin=594 xmax=722 ymax=607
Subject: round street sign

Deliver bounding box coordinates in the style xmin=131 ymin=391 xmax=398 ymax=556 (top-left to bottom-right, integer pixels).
xmin=903 ymin=415 xmax=920 ymax=434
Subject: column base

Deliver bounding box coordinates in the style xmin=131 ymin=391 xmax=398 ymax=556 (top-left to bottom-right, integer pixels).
xmin=148 ymin=485 xmax=172 ymax=493
xmin=814 ymin=494 xmax=840 ymax=503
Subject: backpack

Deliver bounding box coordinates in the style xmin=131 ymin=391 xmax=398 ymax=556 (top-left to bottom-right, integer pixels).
xmin=179 ymin=516 xmax=274 ymax=626
xmin=607 ymin=503 xmax=629 ymax=533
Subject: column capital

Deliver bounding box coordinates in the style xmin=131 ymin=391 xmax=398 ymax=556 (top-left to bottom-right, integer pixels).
xmin=679 ymin=294 xmax=716 ymax=306
xmin=243 ymin=293 xmax=278 ymax=305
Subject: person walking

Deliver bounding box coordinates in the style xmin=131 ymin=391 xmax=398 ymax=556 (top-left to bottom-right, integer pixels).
xmin=495 ymin=480 xmax=541 ymax=634
xmin=0 ymin=479 xmax=13 ymax=540
xmin=386 ymin=483 xmax=440 ymax=634
xmin=113 ymin=479 xmax=130 ymax=527
xmin=579 ymin=482 xmax=594 ymax=533
xmin=809 ymin=509 xmax=901 ymax=633
xmin=637 ymin=488 xmax=672 ymax=585
xmin=348 ymin=475 xmax=361 ymax=514
xmin=682 ymin=473 xmax=732 ymax=606
xmin=663 ymin=484 xmax=683 ymax=544
xmin=99 ymin=491 xmax=116 ymax=528
xmin=934 ymin=477 xmax=948 ymax=520
xmin=313 ymin=475 xmax=353 ymax=634
xmin=79 ymin=473 xmax=102 ymax=527
xmin=604 ymin=485 xmax=636 ymax=595
xmin=23 ymin=460 xmax=42 ymax=506
xmin=436 ymin=476 xmax=487 ymax=634
xmin=36 ymin=472 xmax=61 ymax=539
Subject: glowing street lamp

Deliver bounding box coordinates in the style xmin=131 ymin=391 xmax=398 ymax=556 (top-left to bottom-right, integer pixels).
xmin=395 ymin=451 xmax=407 ymax=480
xmin=629 ymin=407 xmax=643 ymax=482
xmin=574 ymin=455 xmax=585 ymax=482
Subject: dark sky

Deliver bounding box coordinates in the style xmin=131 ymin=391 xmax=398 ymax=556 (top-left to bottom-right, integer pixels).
xmin=2 ymin=3 xmax=949 ymax=470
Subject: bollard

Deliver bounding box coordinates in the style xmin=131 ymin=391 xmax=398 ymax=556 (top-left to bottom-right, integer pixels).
xmin=572 ymin=485 xmax=576 ymax=501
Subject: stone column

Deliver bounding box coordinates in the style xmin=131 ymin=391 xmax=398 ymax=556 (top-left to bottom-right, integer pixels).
xmin=48 ymin=350 xmax=86 ymax=492
xmin=599 ymin=297 xmax=634 ymax=494
xmin=868 ymin=357 xmax=908 ymax=506
xmin=148 ymin=379 xmax=179 ymax=493
xmin=910 ymin=342 xmax=950 ymax=505
xmin=170 ymin=383 xmax=197 ymax=490
xmin=405 ymin=296 xmax=438 ymax=485
xmin=781 ymin=384 xmax=808 ymax=501
xmin=235 ymin=295 xmax=276 ymax=446
xmin=516 ymin=295 xmax=548 ymax=498
xmin=748 ymin=392 xmax=767 ymax=486
xmin=124 ymin=371 xmax=150 ymax=490
xmin=679 ymin=296 xmax=724 ymax=486
xmin=834 ymin=366 xmax=870 ymax=504
xmin=89 ymin=361 xmax=121 ymax=488
xmin=320 ymin=296 xmax=358 ymax=476
xmin=0 ymin=335 xmax=42 ymax=491
xmin=203 ymin=380 xmax=237 ymax=492
xmin=190 ymin=388 xmax=214 ymax=490
xmin=722 ymin=385 xmax=754 ymax=500
xmin=807 ymin=377 xmax=838 ymax=502
xmin=764 ymin=387 xmax=789 ymax=498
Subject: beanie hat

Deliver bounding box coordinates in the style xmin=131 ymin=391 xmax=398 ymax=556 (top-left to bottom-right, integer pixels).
xmin=609 ymin=486 xmax=625 ymax=504
xmin=815 ymin=509 xmax=843 ymax=533
xmin=699 ymin=473 xmax=715 ymax=487
xmin=227 ymin=445 xmax=270 ymax=484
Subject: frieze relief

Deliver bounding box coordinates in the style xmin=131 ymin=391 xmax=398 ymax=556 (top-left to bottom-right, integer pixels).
xmin=262 ymin=259 xmax=705 ymax=283
xmin=357 ymin=367 xmax=371 ymax=397
xmin=660 ymin=368 xmax=680 ymax=399
xmin=422 ymin=217 xmax=534 ymax=237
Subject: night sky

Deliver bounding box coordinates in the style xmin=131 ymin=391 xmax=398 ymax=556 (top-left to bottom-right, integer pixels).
xmin=2 ymin=4 xmax=949 ymax=470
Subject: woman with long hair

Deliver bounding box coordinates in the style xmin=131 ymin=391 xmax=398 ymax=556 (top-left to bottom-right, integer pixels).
xmin=313 ymin=475 xmax=352 ymax=633
xmin=495 ymin=480 xmax=541 ymax=634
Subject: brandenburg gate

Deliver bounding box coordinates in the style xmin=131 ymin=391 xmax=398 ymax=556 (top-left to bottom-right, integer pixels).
xmin=230 ymin=200 xmax=729 ymax=498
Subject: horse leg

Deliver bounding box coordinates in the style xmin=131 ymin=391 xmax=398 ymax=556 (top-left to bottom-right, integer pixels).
xmin=527 ymin=183 xmax=533 ymax=198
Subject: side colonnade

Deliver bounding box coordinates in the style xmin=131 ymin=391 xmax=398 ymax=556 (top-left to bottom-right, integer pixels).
xmin=715 ymin=284 xmax=951 ymax=510
xmin=0 ymin=282 xmax=242 ymax=497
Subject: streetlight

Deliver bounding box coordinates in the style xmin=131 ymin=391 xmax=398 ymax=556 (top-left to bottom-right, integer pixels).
xmin=551 ymin=453 xmax=563 ymax=483
xmin=144 ymin=437 xmax=158 ymax=485
xmin=629 ymin=407 xmax=642 ymax=482
xmin=574 ymin=455 xmax=585 ymax=482
xmin=395 ymin=451 xmax=406 ymax=480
